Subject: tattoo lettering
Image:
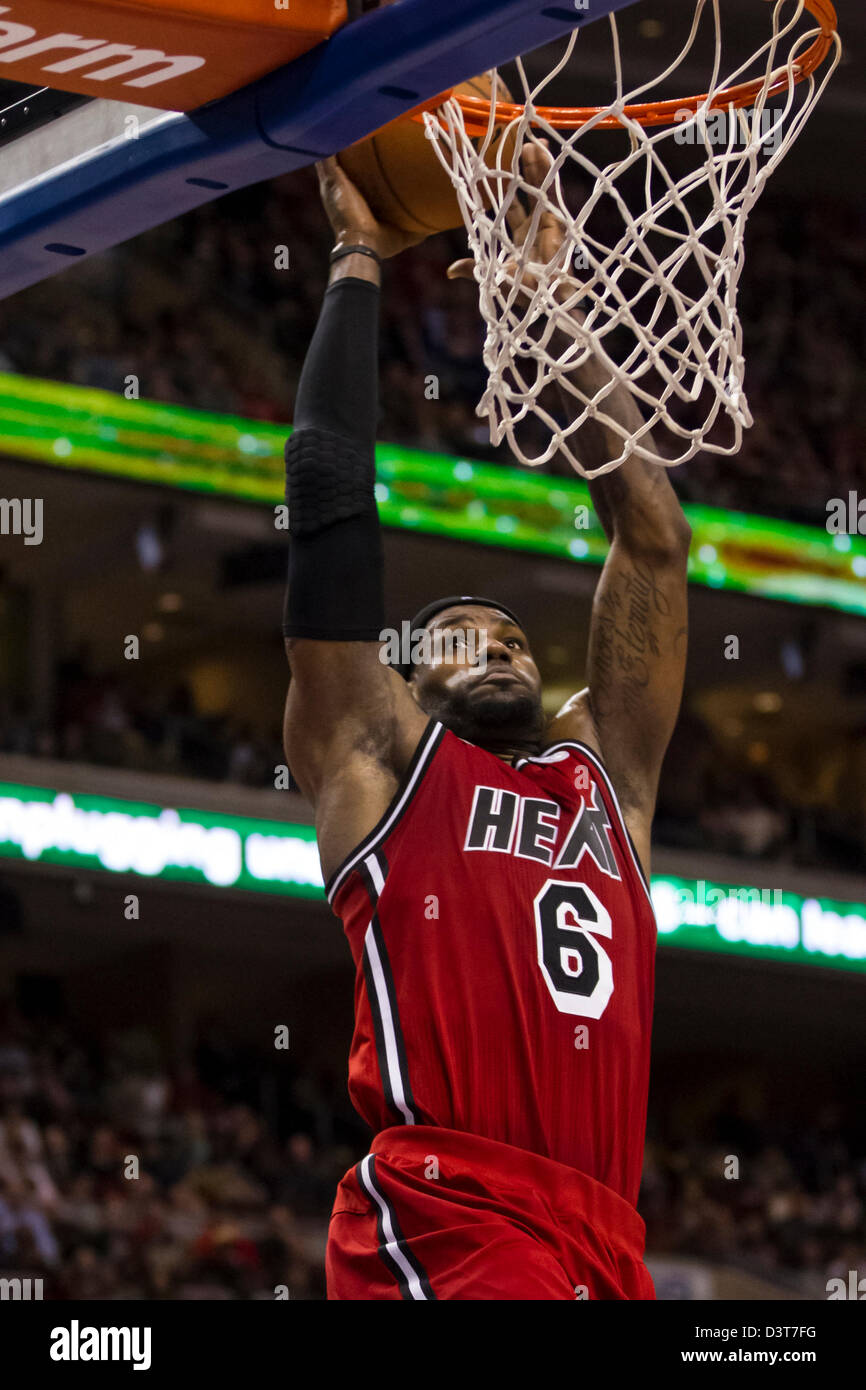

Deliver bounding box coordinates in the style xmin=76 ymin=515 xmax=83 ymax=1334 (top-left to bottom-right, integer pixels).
xmin=593 ymin=558 xmax=673 ymax=715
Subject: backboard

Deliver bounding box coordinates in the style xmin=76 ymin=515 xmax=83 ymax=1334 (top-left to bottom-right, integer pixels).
xmin=0 ymin=0 xmax=642 ymax=300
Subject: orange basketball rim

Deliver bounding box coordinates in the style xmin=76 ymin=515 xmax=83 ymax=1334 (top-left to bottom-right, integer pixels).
xmin=416 ymin=0 xmax=839 ymax=135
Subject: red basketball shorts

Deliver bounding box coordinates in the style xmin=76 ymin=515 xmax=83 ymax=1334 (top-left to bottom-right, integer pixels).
xmin=326 ymin=1125 xmax=655 ymax=1301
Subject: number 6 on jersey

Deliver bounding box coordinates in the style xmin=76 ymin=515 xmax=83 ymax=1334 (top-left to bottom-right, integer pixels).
xmin=533 ymin=879 xmax=614 ymax=1019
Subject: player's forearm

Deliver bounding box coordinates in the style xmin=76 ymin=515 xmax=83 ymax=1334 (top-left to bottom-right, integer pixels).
xmin=555 ymin=343 xmax=648 ymax=481
xmin=553 ymin=334 xmax=690 ymax=556
xmin=587 ymin=451 xmax=691 ymax=561
xmin=283 ymin=260 xmax=385 ymax=643
xmin=293 ymin=261 xmax=380 ymax=442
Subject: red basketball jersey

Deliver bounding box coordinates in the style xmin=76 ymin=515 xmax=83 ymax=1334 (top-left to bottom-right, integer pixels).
xmin=326 ymin=717 xmax=657 ymax=1209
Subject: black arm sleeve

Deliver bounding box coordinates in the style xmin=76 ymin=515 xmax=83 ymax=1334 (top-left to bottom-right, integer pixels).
xmin=282 ymin=276 xmax=384 ymax=641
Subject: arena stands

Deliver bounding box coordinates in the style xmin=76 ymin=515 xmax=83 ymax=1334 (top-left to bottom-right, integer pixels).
xmin=0 ymin=1012 xmax=863 ymax=1300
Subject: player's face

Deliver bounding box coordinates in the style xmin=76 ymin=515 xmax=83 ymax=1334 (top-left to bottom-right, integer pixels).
xmin=409 ymin=604 xmax=545 ymax=748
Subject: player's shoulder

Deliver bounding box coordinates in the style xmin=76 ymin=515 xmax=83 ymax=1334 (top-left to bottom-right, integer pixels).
xmin=544 ymin=687 xmax=604 ymax=761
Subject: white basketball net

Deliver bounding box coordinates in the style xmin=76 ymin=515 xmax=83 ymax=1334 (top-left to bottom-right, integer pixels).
xmin=423 ymin=0 xmax=841 ymax=476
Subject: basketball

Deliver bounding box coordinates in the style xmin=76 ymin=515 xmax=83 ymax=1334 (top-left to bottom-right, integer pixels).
xmin=337 ymin=73 xmax=515 ymax=235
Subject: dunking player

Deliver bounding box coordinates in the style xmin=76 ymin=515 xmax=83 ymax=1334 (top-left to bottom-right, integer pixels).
xmin=282 ymin=148 xmax=691 ymax=1300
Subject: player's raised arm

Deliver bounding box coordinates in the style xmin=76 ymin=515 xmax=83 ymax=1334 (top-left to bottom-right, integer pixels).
xmin=282 ymin=159 xmax=428 ymax=879
xmin=451 ymin=142 xmax=691 ymax=874
xmin=539 ymin=270 xmax=690 ymax=871
xmin=553 ymin=402 xmax=691 ymax=874
xmin=538 ymin=276 xmax=690 ymax=871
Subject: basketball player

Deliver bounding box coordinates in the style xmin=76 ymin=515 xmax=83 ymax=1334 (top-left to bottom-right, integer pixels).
xmin=282 ymin=147 xmax=691 ymax=1300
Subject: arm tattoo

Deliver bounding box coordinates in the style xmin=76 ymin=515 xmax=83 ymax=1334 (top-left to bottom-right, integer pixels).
xmin=593 ymin=558 xmax=672 ymax=717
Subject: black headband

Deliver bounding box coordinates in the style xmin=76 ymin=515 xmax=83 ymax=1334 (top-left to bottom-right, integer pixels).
xmin=397 ymin=594 xmax=526 ymax=679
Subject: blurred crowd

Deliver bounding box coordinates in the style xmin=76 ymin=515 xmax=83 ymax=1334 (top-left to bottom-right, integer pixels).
xmin=0 ymin=1012 xmax=862 ymax=1300
xmin=655 ymin=709 xmax=866 ymax=872
xmin=0 ymin=648 xmax=284 ymax=790
xmin=0 ymin=169 xmax=863 ymax=525
xmin=643 ymin=1097 xmax=866 ymax=1298
xmin=678 ymin=198 xmax=866 ymax=522
xmin=0 ymin=1013 xmax=363 ymax=1300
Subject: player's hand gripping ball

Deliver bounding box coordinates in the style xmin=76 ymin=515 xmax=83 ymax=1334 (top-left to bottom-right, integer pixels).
xmin=316 ymin=156 xmax=427 ymax=261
